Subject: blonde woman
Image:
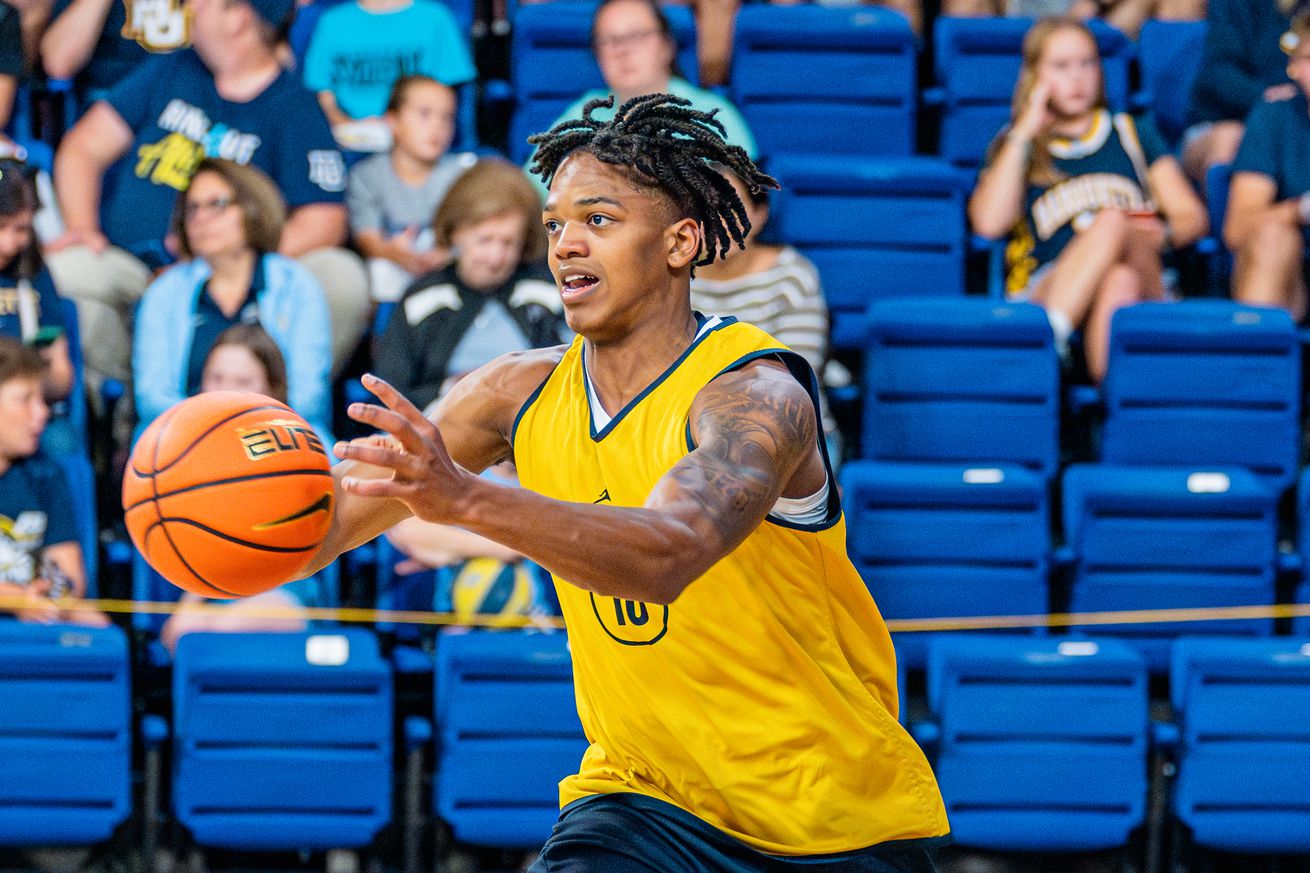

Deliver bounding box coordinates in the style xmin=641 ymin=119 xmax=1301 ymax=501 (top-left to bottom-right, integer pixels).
xmin=968 ymin=17 xmax=1206 ymax=381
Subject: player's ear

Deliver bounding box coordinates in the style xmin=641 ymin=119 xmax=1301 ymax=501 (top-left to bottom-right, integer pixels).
xmin=665 ymin=217 xmax=700 ymax=270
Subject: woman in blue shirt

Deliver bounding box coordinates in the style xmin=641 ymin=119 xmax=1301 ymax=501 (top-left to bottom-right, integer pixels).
xmin=132 ymin=158 xmax=333 ymax=444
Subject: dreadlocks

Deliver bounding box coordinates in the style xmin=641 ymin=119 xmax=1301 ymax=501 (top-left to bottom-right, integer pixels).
xmin=527 ymin=93 xmax=779 ymax=267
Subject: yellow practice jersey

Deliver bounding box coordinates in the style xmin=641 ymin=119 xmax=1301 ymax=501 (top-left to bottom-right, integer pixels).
xmin=512 ymin=316 xmax=949 ymax=856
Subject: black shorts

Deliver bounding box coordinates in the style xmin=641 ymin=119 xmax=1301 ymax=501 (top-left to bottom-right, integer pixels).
xmin=526 ymin=793 xmax=946 ymax=873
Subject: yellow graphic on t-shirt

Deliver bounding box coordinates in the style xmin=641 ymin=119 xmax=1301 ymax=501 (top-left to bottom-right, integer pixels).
xmin=135 ymin=132 xmax=203 ymax=191
xmin=121 ymin=0 xmax=191 ymax=50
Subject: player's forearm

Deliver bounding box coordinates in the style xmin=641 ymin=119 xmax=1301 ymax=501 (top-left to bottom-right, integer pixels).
xmin=452 ymin=475 xmax=712 ymax=605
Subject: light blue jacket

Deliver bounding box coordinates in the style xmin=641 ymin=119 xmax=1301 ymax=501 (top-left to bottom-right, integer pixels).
xmin=132 ymin=253 xmax=334 ymax=447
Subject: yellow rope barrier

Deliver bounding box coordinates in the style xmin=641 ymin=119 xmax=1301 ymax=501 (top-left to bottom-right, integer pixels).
xmin=4 ymin=595 xmax=1310 ymax=634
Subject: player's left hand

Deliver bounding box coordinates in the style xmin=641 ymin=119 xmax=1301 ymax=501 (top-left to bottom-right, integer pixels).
xmin=334 ymin=374 xmax=474 ymax=523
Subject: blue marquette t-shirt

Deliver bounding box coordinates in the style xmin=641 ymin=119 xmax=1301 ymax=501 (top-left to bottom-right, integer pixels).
xmin=303 ymin=0 xmax=475 ymax=119
xmin=100 ymin=51 xmax=347 ymax=257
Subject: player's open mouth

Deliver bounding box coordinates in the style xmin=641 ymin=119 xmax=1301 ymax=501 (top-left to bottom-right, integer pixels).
xmin=561 ymin=274 xmax=599 ymax=299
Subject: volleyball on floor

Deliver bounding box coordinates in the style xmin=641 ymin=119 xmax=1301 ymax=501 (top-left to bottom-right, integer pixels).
xmin=122 ymin=391 xmax=334 ymax=598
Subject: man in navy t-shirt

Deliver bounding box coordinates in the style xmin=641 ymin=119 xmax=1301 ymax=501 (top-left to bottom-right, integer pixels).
xmin=1225 ymin=11 xmax=1310 ymax=324
xmin=47 ymin=0 xmax=369 ymax=389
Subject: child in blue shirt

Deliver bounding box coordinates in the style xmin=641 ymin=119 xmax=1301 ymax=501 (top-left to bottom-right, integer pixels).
xmin=303 ymin=0 xmax=475 ymax=125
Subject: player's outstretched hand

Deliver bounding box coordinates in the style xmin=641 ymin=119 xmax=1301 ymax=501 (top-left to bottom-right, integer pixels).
xmin=334 ymin=374 xmax=473 ymax=523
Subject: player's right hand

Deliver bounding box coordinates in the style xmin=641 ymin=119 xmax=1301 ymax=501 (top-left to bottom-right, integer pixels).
xmin=333 ymin=374 xmax=476 ymax=525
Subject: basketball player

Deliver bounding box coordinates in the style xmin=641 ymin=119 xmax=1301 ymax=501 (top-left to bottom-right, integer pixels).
xmin=307 ymin=94 xmax=950 ymax=872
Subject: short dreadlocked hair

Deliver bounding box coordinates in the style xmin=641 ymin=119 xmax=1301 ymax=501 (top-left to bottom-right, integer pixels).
xmin=527 ymin=93 xmax=779 ymax=267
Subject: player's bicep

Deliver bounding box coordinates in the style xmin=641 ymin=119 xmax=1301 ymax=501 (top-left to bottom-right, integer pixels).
xmin=645 ymin=361 xmax=817 ymax=554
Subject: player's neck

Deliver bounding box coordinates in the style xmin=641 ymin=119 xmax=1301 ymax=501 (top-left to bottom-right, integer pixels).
xmin=584 ymin=308 xmax=698 ymax=415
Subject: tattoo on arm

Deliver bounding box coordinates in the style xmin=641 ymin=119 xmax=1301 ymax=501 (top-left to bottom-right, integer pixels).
xmin=661 ymin=364 xmax=817 ymax=549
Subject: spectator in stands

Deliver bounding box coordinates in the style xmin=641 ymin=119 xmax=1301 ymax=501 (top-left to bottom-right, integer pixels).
xmin=969 ymin=17 xmax=1207 ymax=381
xmin=374 ymin=159 xmax=566 ymax=412
xmin=47 ymin=0 xmax=367 ymax=402
xmin=132 ymin=159 xmax=332 ymax=445
xmin=302 ymin=0 xmax=474 ymax=128
xmin=159 ymin=324 xmax=320 ymax=653
xmin=939 ymin=0 xmax=1203 ymax=40
xmin=0 ymin=337 xmax=107 ymax=627
xmin=1223 ymin=12 xmax=1310 ymax=321
xmin=525 ymin=0 xmax=756 ymax=186
xmin=0 ymin=161 xmax=77 ymax=457
xmin=348 ymin=75 xmax=475 ymax=302
xmin=690 ymin=165 xmax=839 ymax=451
xmin=41 ymin=0 xmax=190 ymax=106
xmin=1181 ymin=0 xmax=1301 ymax=184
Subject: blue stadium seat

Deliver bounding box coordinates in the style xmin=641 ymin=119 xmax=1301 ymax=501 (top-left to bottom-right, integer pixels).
xmin=769 ymin=157 xmax=971 ymax=351
xmin=171 ymin=630 xmax=393 ymax=851
xmin=923 ymin=636 xmax=1149 ymax=851
xmin=1062 ymin=465 xmax=1279 ymax=670
xmin=1101 ymin=302 xmax=1301 ymax=493
xmin=0 ymin=621 xmax=131 ymax=845
xmin=1169 ymin=637 xmax=1310 ymax=854
xmin=434 ymin=630 xmax=586 ymax=848
xmin=508 ymin=2 xmax=699 ymax=163
xmin=1137 ymin=20 xmax=1207 ymax=147
xmin=730 ymin=5 xmax=916 ymax=160
xmin=861 ymin=298 xmax=1059 ymax=475
xmin=932 ymin=17 xmax=1134 ymax=168
xmin=841 ymin=461 xmax=1049 ymax=668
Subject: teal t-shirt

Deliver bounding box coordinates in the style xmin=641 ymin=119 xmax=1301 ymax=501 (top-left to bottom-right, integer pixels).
xmin=303 ymin=0 xmax=476 ymax=120
xmin=526 ymin=78 xmax=758 ymax=194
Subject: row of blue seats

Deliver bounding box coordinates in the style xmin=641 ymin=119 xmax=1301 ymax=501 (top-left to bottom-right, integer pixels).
xmin=508 ymin=8 xmax=1206 ymax=166
xmin=860 ymin=297 xmax=1302 ymax=491
xmin=3 ymin=624 xmax=1308 ymax=866
xmin=845 ymin=460 xmax=1310 ymax=672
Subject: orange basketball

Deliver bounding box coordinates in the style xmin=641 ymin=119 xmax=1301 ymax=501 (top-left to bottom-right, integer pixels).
xmin=122 ymin=391 xmax=334 ymax=599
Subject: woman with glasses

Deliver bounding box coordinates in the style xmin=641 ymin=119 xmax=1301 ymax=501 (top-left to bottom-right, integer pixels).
xmin=525 ymin=0 xmax=756 ymax=187
xmin=131 ymin=158 xmax=333 ymax=444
